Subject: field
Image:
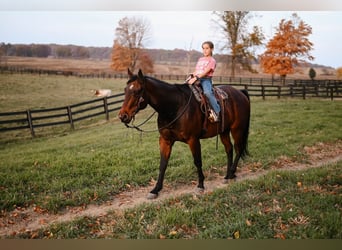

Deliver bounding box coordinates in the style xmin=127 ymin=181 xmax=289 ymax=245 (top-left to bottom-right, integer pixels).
xmin=2 ymin=55 xmax=338 ymax=79
xmin=0 ymin=73 xmax=341 ymax=239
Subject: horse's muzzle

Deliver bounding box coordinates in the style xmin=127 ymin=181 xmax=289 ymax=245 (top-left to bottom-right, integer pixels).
xmin=118 ymin=111 xmax=132 ymax=124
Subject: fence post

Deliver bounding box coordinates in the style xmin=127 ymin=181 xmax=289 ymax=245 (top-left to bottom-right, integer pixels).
xmin=26 ymin=109 xmax=35 ymax=137
xmin=103 ymin=97 xmax=109 ymax=121
xmin=277 ymin=86 xmax=281 ymax=99
xmin=315 ymin=85 xmax=319 ymax=96
xmin=261 ymin=85 xmax=265 ymax=100
xmin=67 ymin=106 xmax=74 ymax=130
xmin=303 ymin=85 xmax=306 ymax=100
xmin=330 ymin=87 xmax=334 ymax=100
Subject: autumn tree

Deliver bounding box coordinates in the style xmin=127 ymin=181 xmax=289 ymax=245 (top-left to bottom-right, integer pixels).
xmin=213 ymin=11 xmax=264 ymax=77
xmin=336 ymin=67 xmax=342 ymax=79
xmin=260 ymin=13 xmax=314 ymax=83
xmin=111 ymin=16 xmax=154 ymax=73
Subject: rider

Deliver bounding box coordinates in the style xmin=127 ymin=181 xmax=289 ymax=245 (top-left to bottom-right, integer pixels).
xmin=187 ymin=41 xmax=220 ymax=122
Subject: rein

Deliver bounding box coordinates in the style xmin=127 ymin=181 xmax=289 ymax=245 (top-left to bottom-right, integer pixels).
xmin=125 ymin=86 xmax=194 ymax=133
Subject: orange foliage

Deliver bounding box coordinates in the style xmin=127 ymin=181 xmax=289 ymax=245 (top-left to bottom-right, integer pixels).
xmin=336 ymin=67 xmax=342 ymax=79
xmin=110 ymin=16 xmax=154 ymax=74
xmin=111 ymin=40 xmax=132 ymax=72
xmin=260 ymin=13 xmax=314 ymax=79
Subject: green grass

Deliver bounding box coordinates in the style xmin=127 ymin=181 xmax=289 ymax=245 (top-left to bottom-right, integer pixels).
xmin=0 ymin=97 xmax=341 ymax=213
xmin=10 ymin=162 xmax=342 ymax=239
xmin=0 ymin=73 xmax=127 ymax=112
xmin=248 ymin=99 xmax=341 ymax=165
xmin=0 ymin=73 xmax=341 ymax=238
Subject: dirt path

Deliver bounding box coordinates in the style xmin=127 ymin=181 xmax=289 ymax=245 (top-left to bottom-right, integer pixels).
xmin=1 ymin=141 xmax=341 ymax=237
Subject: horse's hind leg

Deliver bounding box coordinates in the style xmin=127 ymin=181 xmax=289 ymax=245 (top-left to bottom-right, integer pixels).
xmin=219 ymin=131 xmax=235 ymax=180
xmin=227 ymin=127 xmax=246 ymax=179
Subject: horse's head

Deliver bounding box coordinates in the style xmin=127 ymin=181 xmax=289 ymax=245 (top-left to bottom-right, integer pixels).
xmin=118 ymin=69 xmax=148 ymax=124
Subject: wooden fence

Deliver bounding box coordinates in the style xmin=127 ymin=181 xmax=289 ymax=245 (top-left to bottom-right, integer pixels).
xmin=0 ymin=82 xmax=341 ymax=138
xmin=1 ymin=65 xmax=341 ymax=86
xmin=0 ymin=93 xmax=124 ymax=137
xmin=228 ymin=82 xmax=342 ymax=100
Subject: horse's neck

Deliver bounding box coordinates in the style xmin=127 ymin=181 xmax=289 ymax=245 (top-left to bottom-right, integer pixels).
xmin=145 ymin=79 xmax=183 ymax=113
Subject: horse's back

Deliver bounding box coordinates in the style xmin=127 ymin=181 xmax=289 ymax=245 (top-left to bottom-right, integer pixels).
xmin=218 ymin=85 xmax=250 ymax=106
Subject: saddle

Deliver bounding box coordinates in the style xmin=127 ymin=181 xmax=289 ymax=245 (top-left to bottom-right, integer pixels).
xmin=189 ymin=84 xmax=228 ymax=132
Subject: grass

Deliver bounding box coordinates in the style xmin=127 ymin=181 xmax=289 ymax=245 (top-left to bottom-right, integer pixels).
xmin=0 ymin=73 xmax=341 ymax=238
xmin=248 ymin=99 xmax=341 ymax=165
xmin=0 ymin=96 xmax=341 ymax=213
xmin=0 ymin=73 xmax=127 ymax=112
xmin=10 ymin=162 xmax=342 ymax=239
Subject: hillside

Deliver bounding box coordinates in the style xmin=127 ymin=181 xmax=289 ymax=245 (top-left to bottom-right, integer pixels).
xmin=0 ymin=43 xmax=337 ymax=78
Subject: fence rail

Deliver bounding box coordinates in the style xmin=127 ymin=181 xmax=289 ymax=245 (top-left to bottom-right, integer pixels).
xmin=1 ymin=65 xmax=341 ymax=86
xmin=0 ymin=82 xmax=341 ymax=138
xmin=0 ymin=93 xmax=124 ymax=137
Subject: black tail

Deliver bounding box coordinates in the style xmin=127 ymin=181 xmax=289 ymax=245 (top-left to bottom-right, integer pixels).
xmin=240 ymin=89 xmax=250 ymax=159
xmin=240 ymin=115 xmax=250 ymax=159
xmin=240 ymin=89 xmax=250 ymax=101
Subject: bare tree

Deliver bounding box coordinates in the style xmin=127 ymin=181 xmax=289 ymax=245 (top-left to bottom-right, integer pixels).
xmin=213 ymin=11 xmax=264 ymax=77
xmin=111 ymin=16 xmax=153 ymax=73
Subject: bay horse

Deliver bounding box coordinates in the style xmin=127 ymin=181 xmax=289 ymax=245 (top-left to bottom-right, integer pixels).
xmin=118 ymin=69 xmax=250 ymax=199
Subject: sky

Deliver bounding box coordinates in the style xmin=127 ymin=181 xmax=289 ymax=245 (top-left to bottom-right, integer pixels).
xmin=0 ymin=8 xmax=341 ymax=68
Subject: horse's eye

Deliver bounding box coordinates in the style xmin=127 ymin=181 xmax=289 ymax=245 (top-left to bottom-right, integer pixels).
xmin=133 ymin=89 xmax=142 ymax=97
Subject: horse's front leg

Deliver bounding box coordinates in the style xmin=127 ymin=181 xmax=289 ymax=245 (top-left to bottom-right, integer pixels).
xmin=188 ymin=138 xmax=205 ymax=191
xmin=147 ymin=136 xmax=174 ymax=199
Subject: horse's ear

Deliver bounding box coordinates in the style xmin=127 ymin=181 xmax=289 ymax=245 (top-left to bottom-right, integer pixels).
xmin=128 ymin=68 xmax=133 ymax=78
xmin=138 ymin=69 xmax=144 ymax=80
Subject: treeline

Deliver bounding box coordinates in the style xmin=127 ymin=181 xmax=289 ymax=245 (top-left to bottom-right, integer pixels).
xmin=0 ymin=43 xmax=231 ymax=63
xmin=0 ymin=43 xmax=111 ymax=60
xmin=0 ymin=43 xmax=334 ymax=71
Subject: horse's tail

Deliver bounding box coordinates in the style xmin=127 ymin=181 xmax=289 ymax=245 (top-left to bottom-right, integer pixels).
xmin=240 ymin=89 xmax=250 ymax=101
xmin=240 ymin=89 xmax=250 ymax=159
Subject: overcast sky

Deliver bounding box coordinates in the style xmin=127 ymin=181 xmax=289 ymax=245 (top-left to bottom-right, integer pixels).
xmin=1 ymin=0 xmax=341 ymax=68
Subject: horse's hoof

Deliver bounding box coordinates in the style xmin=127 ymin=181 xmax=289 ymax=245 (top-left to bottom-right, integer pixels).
xmin=223 ymin=178 xmax=236 ymax=184
xmin=195 ymin=187 xmax=205 ymax=194
xmin=147 ymin=193 xmax=158 ymax=199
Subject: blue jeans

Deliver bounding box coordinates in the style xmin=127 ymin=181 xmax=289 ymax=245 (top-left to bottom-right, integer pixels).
xmin=200 ymin=78 xmax=220 ymax=114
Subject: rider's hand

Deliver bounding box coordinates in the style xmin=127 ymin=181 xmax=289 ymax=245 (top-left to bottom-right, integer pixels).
xmin=188 ymin=76 xmax=198 ymax=85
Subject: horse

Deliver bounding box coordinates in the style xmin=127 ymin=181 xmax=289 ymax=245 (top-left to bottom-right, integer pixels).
xmin=118 ymin=69 xmax=250 ymax=199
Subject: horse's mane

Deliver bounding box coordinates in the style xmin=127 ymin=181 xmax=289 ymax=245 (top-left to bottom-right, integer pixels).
xmin=144 ymin=76 xmax=190 ymax=95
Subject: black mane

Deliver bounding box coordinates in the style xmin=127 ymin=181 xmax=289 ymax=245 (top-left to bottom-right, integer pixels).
xmin=144 ymin=76 xmax=190 ymax=95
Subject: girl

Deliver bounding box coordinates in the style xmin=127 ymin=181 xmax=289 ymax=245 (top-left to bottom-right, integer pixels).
xmin=188 ymin=41 xmax=220 ymax=122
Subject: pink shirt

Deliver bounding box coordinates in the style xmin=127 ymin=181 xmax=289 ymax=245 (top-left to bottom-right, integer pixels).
xmin=194 ymin=56 xmax=216 ymax=77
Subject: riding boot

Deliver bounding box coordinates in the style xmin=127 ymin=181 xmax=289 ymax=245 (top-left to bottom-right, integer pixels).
xmin=209 ymin=109 xmax=220 ymax=122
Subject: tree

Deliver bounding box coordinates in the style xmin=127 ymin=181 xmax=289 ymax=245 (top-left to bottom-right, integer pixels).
xmin=111 ymin=40 xmax=132 ymax=72
xmin=56 ymin=46 xmax=72 ymax=58
xmin=32 ymin=44 xmax=51 ymax=57
xmin=213 ymin=11 xmax=264 ymax=77
xmin=260 ymin=13 xmax=314 ymax=83
xmin=136 ymin=50 xmax=154 ymax=73
xmin=336 ymin=67 xmax=342 ymax=79
xmin=111 ymin=16 xmax=153 ymax=73
xmin=73 ymin=46 xmax=90 ymax=59
xmin=309 ymin=67 xmax=316 ymax=80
